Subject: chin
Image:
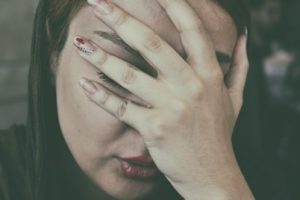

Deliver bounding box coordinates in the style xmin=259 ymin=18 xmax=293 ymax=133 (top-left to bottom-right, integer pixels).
xmin=99 ymin=177 xmax=157 ymax=200
xmin=92 ymin=164 xmax=159 ymax=200
xmin=109 ymin=184 xmax=155 ymax=200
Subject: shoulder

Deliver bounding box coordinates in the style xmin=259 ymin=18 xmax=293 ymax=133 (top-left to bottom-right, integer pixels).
xmin=0 ymin=125 xmax=27 ymax=200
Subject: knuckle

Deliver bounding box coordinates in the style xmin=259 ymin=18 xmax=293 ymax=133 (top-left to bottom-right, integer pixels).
xmin=94 ymin=90 xmax=110 ymax=105
xmin=121 ymin=67 xmax=138 ymax=84
xmin=116 ymin=100 xmax=128 ymax=119
xmin=94 ymin=51 xmax=108 ymax=66
xmin=143 ymin=33 xmax=162 ymax=51
xmin=111 ymin=11 xmax=128 ymax=27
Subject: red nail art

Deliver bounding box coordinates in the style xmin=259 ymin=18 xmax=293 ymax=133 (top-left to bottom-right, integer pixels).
xmin=73 ymin=36 xmax=96 ymax=55
xmin=76 ymin=38 xmax=85 ymax=45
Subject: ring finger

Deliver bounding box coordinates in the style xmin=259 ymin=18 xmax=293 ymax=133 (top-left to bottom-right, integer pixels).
xmin=79 ymin=77 xmax=148 ymax=130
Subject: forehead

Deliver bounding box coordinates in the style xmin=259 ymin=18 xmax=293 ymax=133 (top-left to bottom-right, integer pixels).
xmin=71 ymin=0 xmax=237 ymax=57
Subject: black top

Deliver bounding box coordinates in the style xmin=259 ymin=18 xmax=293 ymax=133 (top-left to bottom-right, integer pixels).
xmin=0 ymin=125 xmax=182 ymax=200
xmin=0 ymin=125 xmax=28 ymax=200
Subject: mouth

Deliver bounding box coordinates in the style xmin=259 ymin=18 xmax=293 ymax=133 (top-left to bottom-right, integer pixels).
xmin=118 ymin=155 xmax=159 ymax=180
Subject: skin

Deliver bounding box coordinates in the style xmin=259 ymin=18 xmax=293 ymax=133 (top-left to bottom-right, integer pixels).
xmin=54 ymin=0 xmax=253 ymax=199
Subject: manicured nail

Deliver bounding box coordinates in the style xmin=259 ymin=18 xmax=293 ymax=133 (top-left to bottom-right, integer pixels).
xmin=73 ymin=36 xmax=96 ymax=55
xmin=87 ymin=0 xmax=113 ymax=15
xmin=79 ymin=78 xmax=98 ymax=95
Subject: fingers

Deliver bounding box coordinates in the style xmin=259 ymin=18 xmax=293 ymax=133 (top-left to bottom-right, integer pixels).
xmin=157 ymin=0 xmax=220 ymax=75
xmin=73 ymin=36 xmax=170 ymax=107
xmin=225 ymin=33 xmax=249 ymax=113
xmin=79 ymin=77 xmax=147 ymax=129
xmin=87 ymin=0 xmax=194 ymax=83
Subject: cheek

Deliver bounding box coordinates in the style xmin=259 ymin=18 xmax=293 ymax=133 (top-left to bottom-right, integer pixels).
xmin=55 ymin=44 xmax=124 ymax=168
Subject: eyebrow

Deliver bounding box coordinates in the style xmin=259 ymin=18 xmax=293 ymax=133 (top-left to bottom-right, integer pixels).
xmin=94 ymin=31 xmax=232 ymax=65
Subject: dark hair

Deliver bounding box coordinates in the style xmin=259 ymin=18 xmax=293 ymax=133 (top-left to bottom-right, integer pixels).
xmin=26 ymin=0 xmax=250 ymax=199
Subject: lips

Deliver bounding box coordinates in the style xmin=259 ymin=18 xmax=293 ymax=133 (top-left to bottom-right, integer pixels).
xmin=119 ymin=155 xmax=159 ymax=179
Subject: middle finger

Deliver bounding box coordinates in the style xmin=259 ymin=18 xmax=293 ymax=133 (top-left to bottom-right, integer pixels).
xmin=87 ymin=0 xmax=195 ymax=84
xmin=157 ymin=0 xmax=219 ymax=72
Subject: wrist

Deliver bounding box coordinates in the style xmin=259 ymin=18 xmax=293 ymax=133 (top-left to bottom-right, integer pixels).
xmin=182 ymin=172 xmax=255 ymax=200
xmin=185 ymin=186 xmax=255 ymax=200
xmin=169 ymin=142 xmax=255 ymax=200
xmin=180 ymin=160 xmax=255 ymax=200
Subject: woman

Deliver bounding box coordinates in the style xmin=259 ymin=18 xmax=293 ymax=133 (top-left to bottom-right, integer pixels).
xmin=0 ymin=0 xmax=254 ymax=199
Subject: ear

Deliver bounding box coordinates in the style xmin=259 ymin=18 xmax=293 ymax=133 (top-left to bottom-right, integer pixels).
xmin=50 ymin=51 xmax=59 ymax=86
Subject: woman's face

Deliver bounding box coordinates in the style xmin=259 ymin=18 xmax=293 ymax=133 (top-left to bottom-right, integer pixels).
xmin=55 ymin=0 xmax=237 ymax=199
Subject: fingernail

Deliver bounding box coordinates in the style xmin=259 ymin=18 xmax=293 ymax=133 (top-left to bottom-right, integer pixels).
xmin=79 ymin=78 xmax=98 ymax=95
xmin=73 ymin=36 xmax=96 ymax=55
xmin=87 ymin=0 xmax=113 ymax=15
xmin=244 ymin=27 xmax=248 ymax=38
xmin=244 ymin=27 xmax=248 ymax=47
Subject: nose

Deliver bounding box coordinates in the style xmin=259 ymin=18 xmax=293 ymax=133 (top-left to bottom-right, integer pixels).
xmin=122 ymin=125 xmax=149 ymax=153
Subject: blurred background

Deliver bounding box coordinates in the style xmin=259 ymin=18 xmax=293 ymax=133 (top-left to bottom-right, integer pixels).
xmin=233 ymin=0 xmax=300 ymax=199
xmin=0 ymin=0 xmax=38 ymax=128
xmin=0 ymin=0 xmax=299 ymax=198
